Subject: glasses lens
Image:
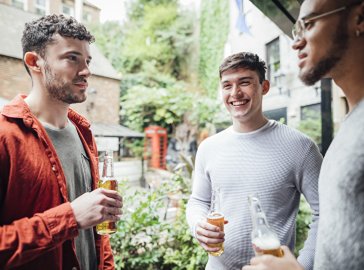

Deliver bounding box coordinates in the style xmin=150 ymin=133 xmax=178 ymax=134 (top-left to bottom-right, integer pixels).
xmin=293 ymin=20 xmax=304 ymax=40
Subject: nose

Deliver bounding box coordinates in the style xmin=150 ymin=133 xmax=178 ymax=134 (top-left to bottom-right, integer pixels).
xmin=79 ymin=62 xmax=91 ymax=78
xmin=292 ymin=36 xmax=306 ymax=50
xmin=231 ymin=84 xmax=242 ymax=97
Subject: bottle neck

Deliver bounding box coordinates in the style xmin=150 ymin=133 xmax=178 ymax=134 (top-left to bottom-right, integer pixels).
xmin=102 ymin=156 xmax=114 ymax=178
xmin=210 ymin=188 xmax=221 ymax=214
xmin=249 ymin=197 xmax=270 ymax=229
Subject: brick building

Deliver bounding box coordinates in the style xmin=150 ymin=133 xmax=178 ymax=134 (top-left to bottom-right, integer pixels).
xmin=0 ymin=1 xmax=143 ymax=156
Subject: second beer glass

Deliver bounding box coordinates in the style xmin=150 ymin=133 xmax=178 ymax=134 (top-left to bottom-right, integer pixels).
xmin=207 ymin=187 xmax=224 ymax=256
xmin=248 ymin=194 xmax=284 ymax=257
xmin=96 ymin=150 xmax=118 ymax=235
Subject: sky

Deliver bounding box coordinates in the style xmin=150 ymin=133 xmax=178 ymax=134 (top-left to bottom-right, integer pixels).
xmin=87 ymin=0 xmax=199 ymax=23
xmin=87 ymin=0 xmax=126 ymax=23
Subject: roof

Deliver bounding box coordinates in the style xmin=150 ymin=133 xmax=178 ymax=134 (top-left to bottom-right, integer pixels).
xmin=0 ymin=3 xmax=120 ymax=80
xmin=91 ymin=123 xmax=144 ymax=138
xmin=84 ymin=1 xmax=101 ymax=10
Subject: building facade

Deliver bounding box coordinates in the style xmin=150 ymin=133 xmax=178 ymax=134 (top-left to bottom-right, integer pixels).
xmin=0 ymin=1 xmax=143 ymax=157
xmin=226 ymin=0 xmax=348 ymax=133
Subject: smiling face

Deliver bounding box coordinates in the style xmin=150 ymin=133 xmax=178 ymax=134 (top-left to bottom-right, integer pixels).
xmin=221 ymin=68 xmax=269 ymax=129
xmin=39 ymin=34 xmax=92 ymax=104
xmin=292 ymin=0 xmax=350 ymax=85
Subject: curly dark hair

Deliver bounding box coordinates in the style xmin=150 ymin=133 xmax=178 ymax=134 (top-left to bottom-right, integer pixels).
xmin=21 ymin=14 xmax=95 ymax=74
xmin=219 ymin=52 xmax=267 ymax=83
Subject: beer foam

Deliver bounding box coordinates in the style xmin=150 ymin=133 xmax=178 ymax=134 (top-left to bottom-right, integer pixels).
xmin=252 ymin=236 xmax=280 ymax=250
xmin=207 ymin=212 xmax=224 ymax=219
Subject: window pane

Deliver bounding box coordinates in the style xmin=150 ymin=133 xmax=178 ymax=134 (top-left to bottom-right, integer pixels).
xmin=266 ymin=38 xmax=280 ymax=84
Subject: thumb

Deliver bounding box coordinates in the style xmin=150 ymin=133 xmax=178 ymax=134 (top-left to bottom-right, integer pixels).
xmin=281 ymin=246 xmax=294 ymax=258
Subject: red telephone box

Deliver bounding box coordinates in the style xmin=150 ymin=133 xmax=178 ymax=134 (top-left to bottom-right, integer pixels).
xmin=144 ymin=126 xmax=168 ymax=169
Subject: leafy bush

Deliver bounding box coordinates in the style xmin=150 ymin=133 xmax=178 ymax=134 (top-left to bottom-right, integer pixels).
xmin=111 ymin=178 xmax=207 ymax=270
xmin=295 ymin=196 xmax=312 ymax=256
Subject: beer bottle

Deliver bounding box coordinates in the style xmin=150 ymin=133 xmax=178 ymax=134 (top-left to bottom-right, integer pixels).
xmin=207 ymin=187 xmax=225 ymax=256
xmin=248 ymin=194 xmax=284 ymax=257
xmin=96 ymin=150 xmax=118 ymax=235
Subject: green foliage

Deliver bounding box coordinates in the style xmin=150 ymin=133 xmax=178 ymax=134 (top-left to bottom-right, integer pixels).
xmin=123 ymin=138 xmax=144 ymax=158
xmin=111 ymin=176 xmax=207 ymax=269
xmin=121 ymin=3 xmax=194 ymax=79
xmin=199 ymin=0 xmax=229 ymax=97
xmin=295 ymin=196 xmax=312 ymax=256
xmin=297 ymin=109 xmax=322 ymax=145
xmin=120 ymin=82 xmax=221 ymax=133
xmin=88 ymin=21 xmax=125 ymax=73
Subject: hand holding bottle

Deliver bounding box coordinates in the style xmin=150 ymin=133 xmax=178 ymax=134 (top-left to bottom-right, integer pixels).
xmin=70 ymin=188 xmax=123 ymax=230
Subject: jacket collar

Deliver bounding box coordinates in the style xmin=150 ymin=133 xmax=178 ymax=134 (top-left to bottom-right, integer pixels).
xmin=1 ymin=94 xmax=91 ymax=129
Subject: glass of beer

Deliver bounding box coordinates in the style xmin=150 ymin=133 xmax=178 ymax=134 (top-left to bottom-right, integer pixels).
xmin=207 ymin=187 xmax=224 ymax=256
xmin=248 ymin=194 xmax=284 ymax=257
xmin=252 ymin=235 xmax=284 ymax=257
xmin=96 ymin=151 xmax=119 ymax=235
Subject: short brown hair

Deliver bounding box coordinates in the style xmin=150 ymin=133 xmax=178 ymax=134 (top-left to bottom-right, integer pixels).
xmin=219 ymin=52 xmax=267 ymax=83
xmin=21 ymin=14 xmax=95 ymax=75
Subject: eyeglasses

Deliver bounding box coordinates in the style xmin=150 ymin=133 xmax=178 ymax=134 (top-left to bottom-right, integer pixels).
xmin=292 ymin=0 xmax=363 ymax=40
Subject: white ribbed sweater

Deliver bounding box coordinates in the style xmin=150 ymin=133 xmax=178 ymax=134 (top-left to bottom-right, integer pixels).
xmin=186 ymin=120 xmax=322 ymax=270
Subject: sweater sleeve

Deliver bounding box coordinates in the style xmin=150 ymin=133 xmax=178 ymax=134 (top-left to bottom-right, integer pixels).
xmin=0 ymin=202 xmax=79 ymax=269
xmin=295 ymin=141 xmax=322 ymax=270
xmin=186 ymin=142 xmax=211 ymax=237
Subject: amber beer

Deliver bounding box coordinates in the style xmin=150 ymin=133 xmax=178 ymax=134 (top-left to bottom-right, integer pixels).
xmin=207 ymin=212 xmax=224 ymax=256
xmin=248 ymin=195 xmax=284 ymax=258
xmin=252 ymin=236 xmax=284 ymax=257
xmin=96 ymin=151 xmax=118 ymax=235
xmin=207 ymin=187 xmax=224 ymax=256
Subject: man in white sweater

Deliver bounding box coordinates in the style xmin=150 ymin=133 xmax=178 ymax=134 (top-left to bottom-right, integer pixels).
xmin=186 ymin=52 xmax=323 ymax=270
xmin=243 ymin=1 xmax=364 ymax=270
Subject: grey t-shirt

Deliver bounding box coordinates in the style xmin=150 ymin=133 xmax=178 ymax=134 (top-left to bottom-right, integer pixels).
xmin=44 ymin=120 xmax=97 ymax=270
xmin=314 ymin=98 xmax=364 ymax=270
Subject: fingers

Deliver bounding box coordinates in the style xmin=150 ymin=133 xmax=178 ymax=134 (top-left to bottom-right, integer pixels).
xmin=199 ymin=242 xmax=222 ymax=252
xmin=196 ymin=221 xmax=224 ymax=249
xmin=250 ymin=254 xmax=275 ymax=266
xmin=95 ymin=188 xmax=123 ymax=202
xmin=280 ymin=246 xmax=292 ymax=257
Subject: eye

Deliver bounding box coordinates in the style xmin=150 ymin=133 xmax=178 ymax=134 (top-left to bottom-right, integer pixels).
xmin=86 ymin=59 xmax=91 ymax=66
xmin=239 ymin=81 xmax=250 ymax=86
xmin=67 ymin=55 xmax=77 ymax=61
xmin=303 ymin=20 xmax=314 ymax=30
xmin=223 ymin=84 xmax=232 ymax=90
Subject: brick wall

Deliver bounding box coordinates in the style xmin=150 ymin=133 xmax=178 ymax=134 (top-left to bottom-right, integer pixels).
xmin=0 ymin=55 xmax=120 ymax=125
xmin=0 ymin=56 xmax=32 ymax=99
xmin=72 ymin=75 xmax=120 ymax=125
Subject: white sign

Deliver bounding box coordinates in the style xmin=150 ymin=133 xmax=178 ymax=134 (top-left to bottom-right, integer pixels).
xmin=95 ymin=137 xmax=119 ymax=151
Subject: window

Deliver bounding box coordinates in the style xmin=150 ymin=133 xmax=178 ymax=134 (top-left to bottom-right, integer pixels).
xmin=83 ymin=12 xmax=92 ymax=22
xmin=300 ymin=103 xmax=321 ymax=120
xmin=35 ymin=0 xmax=46 ymax=16
xmin=11 ymin=0 xmax=24 ymax=9
xmin=264 ymin=107 xmax=287 ymax=124
xmin=62 ymin=4 xmax=74 ymax=17
xmin=266 ymin=38 xmax=280 ymax=85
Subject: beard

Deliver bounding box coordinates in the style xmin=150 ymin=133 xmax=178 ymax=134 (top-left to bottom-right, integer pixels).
xmin=299 ymin=15 xmax=349 ymax=86
xmin=44 ymin=62 xmax=86 ymax=104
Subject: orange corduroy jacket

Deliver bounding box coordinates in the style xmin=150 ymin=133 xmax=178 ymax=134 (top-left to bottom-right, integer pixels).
xmin=0 ymin=95 xmax=114 ymax=270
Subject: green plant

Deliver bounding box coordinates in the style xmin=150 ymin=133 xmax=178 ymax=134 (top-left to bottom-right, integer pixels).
xmin=297 ymin=109 xmax=322 ymax=146
xmin=111 ymin=175 xmax=207 ymax=269
xmin=295 ymin=196 xmax=312 ymax=256
xmin=199 ymin=0 xmax=229 ymax=97
xmin=111 ymin=181 xmax=170 ymax=269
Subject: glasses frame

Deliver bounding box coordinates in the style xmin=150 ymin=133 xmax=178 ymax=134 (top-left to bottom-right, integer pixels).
xmin=292 ymin=0 xmax=363 ymax=40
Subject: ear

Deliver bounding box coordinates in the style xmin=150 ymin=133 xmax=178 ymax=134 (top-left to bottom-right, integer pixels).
xmin=24 ymin=52 xmax=42 ymax=73
xmin=262 ymin=80 xmax=270 ymax=95
xmin=354 ymin=2 xmax=364 ymax=34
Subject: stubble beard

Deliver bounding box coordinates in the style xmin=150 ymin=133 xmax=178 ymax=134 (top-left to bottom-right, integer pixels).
xmin=44 ymin=62 xmax=86 ymax=104
xmin=299 ymin=15 xmax=349 ymax=86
